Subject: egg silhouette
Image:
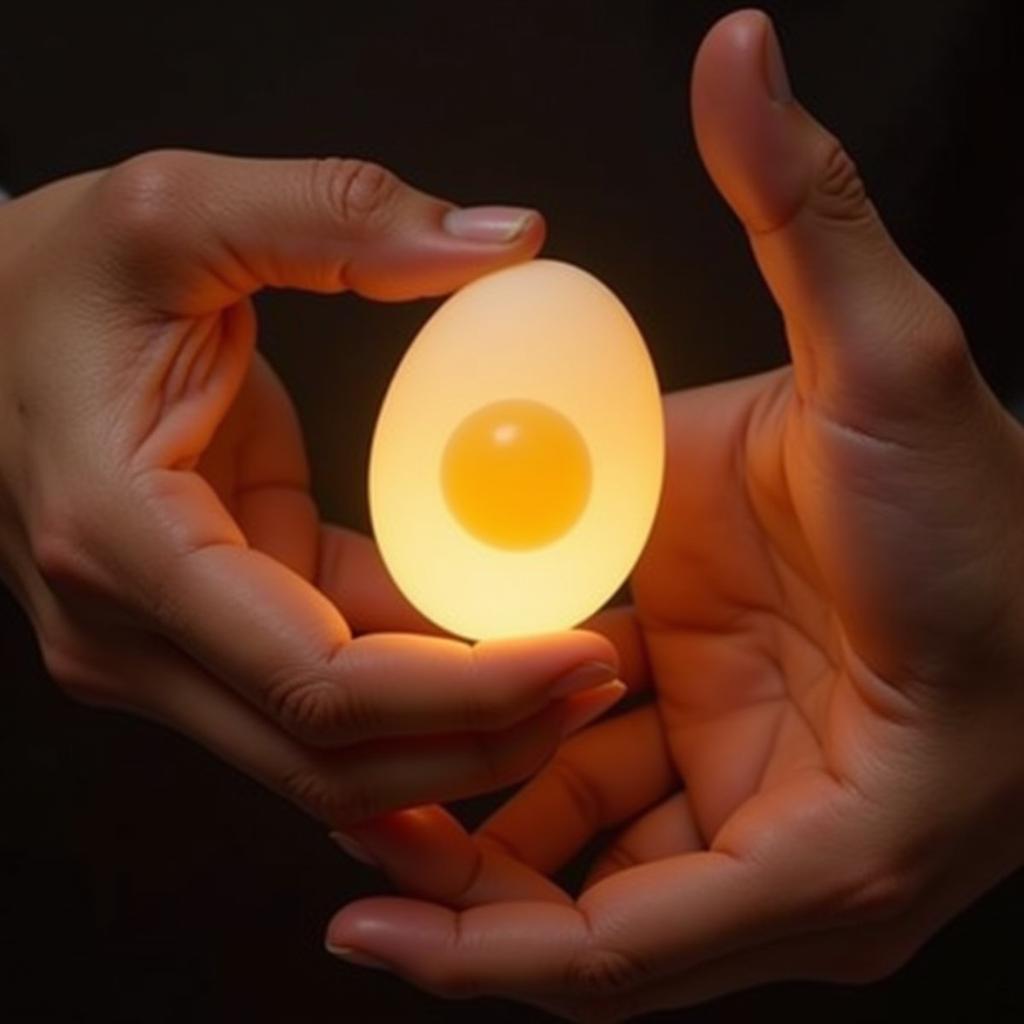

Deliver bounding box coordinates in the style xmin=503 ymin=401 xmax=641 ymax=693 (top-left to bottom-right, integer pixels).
xmin=368 ymin=259 xmax=664 ymax=641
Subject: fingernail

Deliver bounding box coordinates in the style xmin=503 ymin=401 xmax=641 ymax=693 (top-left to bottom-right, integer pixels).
xmin=761 ymin=17 xmax=793 ymax=104
xmin=443 ymin=205 xmax=538 ymax=243
xmin=329 ymin=831 xmax=378 ymax=868
xmin=560 ymin=681 xmax=627 ymax=738
xmin=550 ymin=660 xmax=619 ymax=699
xmin=325 ymin=942 xmax=390 ymax=970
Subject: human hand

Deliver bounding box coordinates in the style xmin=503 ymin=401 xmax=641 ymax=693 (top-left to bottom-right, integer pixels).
xmin=324 ymin=10 xmax=1024 ymax=1018
xmin=0 ymin=151 xmax=624 ymax=829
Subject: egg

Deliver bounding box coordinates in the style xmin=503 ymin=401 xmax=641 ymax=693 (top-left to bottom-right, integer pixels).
xmin=368 ymin=258 xmax=664 ymax=641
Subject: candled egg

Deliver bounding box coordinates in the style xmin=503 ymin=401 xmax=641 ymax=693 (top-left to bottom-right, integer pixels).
xmin=368 ymin=259 xmax=664 ymax=641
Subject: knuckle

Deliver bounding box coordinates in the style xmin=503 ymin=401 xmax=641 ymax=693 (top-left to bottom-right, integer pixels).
xmin=31 ymin=522 xmax=87 ymax=589
xmin=910 ymin=297 xmax=974 ymax=397
xmin=30 ymin=515 xmax=108 ymax=599
xmin=826 ymin=861 xmax=922 ymax=927
xmin=474 ymin=826 xmax=528 ymax=865
xmin=809 ymin=138 xmax=871 ymax=226
xmin=549 ymin=754 xmax=603 ymax=832
xmin=40 ymin=637 xmax=115 ymax=706
xmin=453 ymin=646 xmax=507 ymax=730
xmin=564 ymin=946 xmax=648 ymax=999
xmin=313 ymin=157 xmax=401 ymax=232
xmin=265 ymin=660 xmax=374 ymax=745
xmin=807 ymin=136 xmax=973 ymax=401
xmin=98 ymin=150 xmax=200 ymax=251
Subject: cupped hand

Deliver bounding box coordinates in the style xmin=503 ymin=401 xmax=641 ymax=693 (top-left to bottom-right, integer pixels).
xmin=324 ymin=11 xmax=1024 ymax=1019
xmin=0 ymin=151 xmax=624 ymax=828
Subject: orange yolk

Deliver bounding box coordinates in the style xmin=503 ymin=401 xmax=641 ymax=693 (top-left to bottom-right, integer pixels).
xmin=441 ymin=398 xmax=591 ymax=550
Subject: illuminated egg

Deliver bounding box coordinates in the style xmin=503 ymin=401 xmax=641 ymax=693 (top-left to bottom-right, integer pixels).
xmin=368 ymin=259 xmax=664 ymax=641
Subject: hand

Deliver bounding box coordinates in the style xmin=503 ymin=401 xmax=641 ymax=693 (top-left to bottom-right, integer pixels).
xmin=324 ymin=11 xmax=1024 ymax=1019
xmin=0 ymin=151 xmax=624 ymax=829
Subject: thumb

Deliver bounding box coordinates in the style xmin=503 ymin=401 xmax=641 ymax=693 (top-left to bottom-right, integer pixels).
xmin=691 ymin=9 xmax=974 ymax=430
xmin=81 ymin=150 xmax=545 ymax=313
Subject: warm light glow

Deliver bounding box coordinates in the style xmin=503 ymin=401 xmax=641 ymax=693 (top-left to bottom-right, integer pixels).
xmin=441 ymin=398 xmax=592 ymax=551
xmin=369 ymin=259 xmax=664 ymax=641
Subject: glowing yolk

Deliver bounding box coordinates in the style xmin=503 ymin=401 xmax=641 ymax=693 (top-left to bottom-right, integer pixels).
xmin=441 ymin=399 xmax=592 ymax=550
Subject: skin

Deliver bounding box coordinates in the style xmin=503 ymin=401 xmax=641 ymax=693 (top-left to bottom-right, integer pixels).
xmin=0 ymin=153 xmax=627 ymax=830
xmin=324 ymin=10 xmax=1024 ymax=1021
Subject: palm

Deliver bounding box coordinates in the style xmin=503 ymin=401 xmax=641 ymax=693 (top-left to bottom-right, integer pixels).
xmin=626 ymin=368 xmax=916 ymax=860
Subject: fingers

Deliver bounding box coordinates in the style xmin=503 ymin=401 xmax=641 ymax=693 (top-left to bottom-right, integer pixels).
xmin=328 ymin=707 xmax=667 ymax=904
xmin=330 ymin=729 xmax=687 ymax=907
xmin=324 ymin=766 xmax=874 ymax=1000
xmin=325 ymin=849 xmax=805 ymax=1000
xmin=326 ymin=866 xmax=917 ymax=1020
xmin=84 ymin=150 xmax=545 ymax=314
xmin=331 ymin=805 xmax=570 ymax=906
xmin=691 ymin=11 xmax=975 ymax=426
xmin=583 ymin=791 xmax=706 ymax=888
xmin=474 ymin=706 xmax=674 ymax=876
xmin=325 ymin=767 xmax=892 ymax=1007
xmin=110 ymin=641 xmax=625 ymax=828
xmin=578 ymin=605 xmax=652 ymax=694
xmin=299 ymin=685 xmax=624 ymax=822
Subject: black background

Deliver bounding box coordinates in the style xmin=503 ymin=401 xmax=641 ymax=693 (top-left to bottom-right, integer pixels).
xmin=1 ymin=1 xmax=1022 ymax=1021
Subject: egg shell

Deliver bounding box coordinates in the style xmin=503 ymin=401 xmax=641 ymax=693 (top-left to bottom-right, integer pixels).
xmin=368 ymin=258 xmax=664 ymax=640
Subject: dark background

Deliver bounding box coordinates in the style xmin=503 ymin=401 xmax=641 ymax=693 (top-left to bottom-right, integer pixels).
xmin=1 ymin=1 xmax=1021 ymax=1021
